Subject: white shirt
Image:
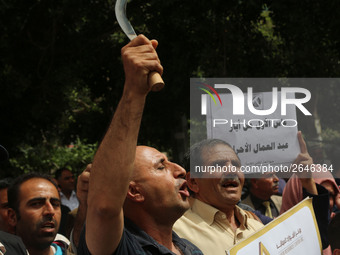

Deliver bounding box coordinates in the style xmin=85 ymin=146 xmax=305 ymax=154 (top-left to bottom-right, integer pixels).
xmin=60 ymin=190 xmax=79 ymax=211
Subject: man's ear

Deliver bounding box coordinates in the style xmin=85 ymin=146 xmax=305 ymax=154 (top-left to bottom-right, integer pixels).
xmin=334 ymin=248 xmax=340 ymax=255
xmin=186 ymin=172 xmax=199 ymax=194
xmin=7 ymin=208 xmax=17 ymax=228
xmin=126 ymin=181 xmax=144 ymax=202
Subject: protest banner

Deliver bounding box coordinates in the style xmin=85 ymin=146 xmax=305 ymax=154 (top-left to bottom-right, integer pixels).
xmin=227 ymin=198 xmax=322 ymax=255
xmin=205 ymin=89 xmax=301 ymax=177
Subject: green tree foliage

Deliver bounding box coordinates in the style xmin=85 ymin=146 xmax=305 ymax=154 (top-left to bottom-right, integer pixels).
xmin=8 ymin=137 xmax=97 ymax=177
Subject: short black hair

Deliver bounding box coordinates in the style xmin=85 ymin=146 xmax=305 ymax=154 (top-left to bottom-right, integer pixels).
xmin=183 ymin=139 xmax=237 ymax=173
xmin=8 ymin=172 xmax=58 ymax=217
xmin=328 ymin=213 xmax=340 ymax=252
xmin=55 ymin=167 xmax=70 ymax=180
xmin=0 ymin=177 xmax=13 ymax=190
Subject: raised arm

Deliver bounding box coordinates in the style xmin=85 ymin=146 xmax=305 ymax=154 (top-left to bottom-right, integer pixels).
xmin=70 ymin=164 xmax=91 ymax=250
xmin=294 ymin=131 xmax=317 ymax=195
xmin=85 ymin=35 xmax=163 ymax=255
xmin=281 ymin=131 xmax=317 ymax=213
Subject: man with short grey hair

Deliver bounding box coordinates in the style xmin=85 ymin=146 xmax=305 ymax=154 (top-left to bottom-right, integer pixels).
xmin=173 ymin=133 xmax=318 ymax=254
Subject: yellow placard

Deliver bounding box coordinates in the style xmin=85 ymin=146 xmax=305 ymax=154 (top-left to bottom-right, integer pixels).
xmin=228 ymin=198 xmax=322 ymax=255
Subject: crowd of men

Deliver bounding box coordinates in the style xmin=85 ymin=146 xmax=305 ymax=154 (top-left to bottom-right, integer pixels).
xmin=0 ymin=35 xmax=340 ymax=255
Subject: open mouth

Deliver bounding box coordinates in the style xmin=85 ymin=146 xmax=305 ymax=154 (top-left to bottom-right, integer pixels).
xmin=221 ymin=174 xmax=240 ymax=188
xmin=178 ymin=181 xmax=190 ymax=197
xmin=41 ymin=221 xmax=55 ymax=230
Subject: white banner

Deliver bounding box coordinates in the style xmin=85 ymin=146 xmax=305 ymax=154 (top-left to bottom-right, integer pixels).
xmin=206 ymin=91 xmax=300 ymax=170
xmin=227 ymin=198 xmax=322 ymax=255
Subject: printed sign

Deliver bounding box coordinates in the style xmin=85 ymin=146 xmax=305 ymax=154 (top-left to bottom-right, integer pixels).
xmin=206 ymin=91 xmax=300 ymax=176
xmin=227 ymin=198 xmax=322 ymax=255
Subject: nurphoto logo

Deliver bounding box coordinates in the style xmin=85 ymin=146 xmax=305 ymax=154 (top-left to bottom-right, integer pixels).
xmin=201 ymin=84 xmax=311 ymax=116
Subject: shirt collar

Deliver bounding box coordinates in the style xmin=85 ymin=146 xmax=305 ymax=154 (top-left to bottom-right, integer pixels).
xmin=191 ymin=198 xmax=219 ymax=225
xmin=250 ymin=193 xmax=274 ymax=211
xmin=191 ymin=198 xmax=250 ymax=229
xmin=234 ymin=204 xmax=250 ymax=229
xmin=59 ymin=190 xmax=76 ymax=198
xmin=124 ymin=218 xmax=189 ymax=254
xmin=124 ymin=218 xmax=159 ymax=249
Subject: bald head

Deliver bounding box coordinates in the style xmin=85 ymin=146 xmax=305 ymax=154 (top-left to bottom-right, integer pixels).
xmin=125 ymin=146 xmax=190 ymax=223
xmin=131 ymin=146 xmax=169 ymax=180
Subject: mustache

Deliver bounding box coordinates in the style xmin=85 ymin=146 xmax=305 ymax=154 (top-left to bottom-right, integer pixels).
xmin=176 ymin=179 xmax=187 ymax=190
xmin=37 ymin=217 xmax=58 ymax=228
xmin=220 ymin=174 xmax=241 ymax=185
